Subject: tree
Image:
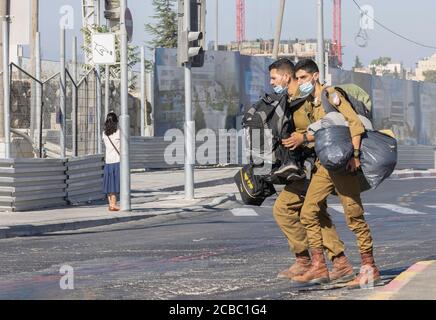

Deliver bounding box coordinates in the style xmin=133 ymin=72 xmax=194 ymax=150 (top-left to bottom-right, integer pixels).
xmin=370 ymin=56 xmax=392 ymax=67
xmin=423 ymin=70 xmax=436 ymax=83
xmin=145 ymin=0 xmax=178 ymax=49
xmin=353 ymin=55 xmax=363 ymax=70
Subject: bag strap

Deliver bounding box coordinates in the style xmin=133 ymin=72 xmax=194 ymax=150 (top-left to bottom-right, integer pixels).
xmin=107 ymin=135 xmax=120 ymax=156
xmin=320 ymin=87 xmax=339 ymax=114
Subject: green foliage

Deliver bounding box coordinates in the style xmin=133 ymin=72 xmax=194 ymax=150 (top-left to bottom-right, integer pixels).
xmin=145 ymin=0 xmax=178 ymax=49
xmin=370 ymin=56 xmax=392 ymax=67
xmin=423 ymin=70 xmax=436 ymax=83
xmin=353 ymin=56 xmax=363 ymax=69
xmin=81 ymin=24 xmax=151 ymax=90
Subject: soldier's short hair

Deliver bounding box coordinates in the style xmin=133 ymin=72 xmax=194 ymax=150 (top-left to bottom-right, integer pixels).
xmin=268 ymin=58 xmax=296 ymax=79
xmin=295 ymin=59 xmax=320 ymax=74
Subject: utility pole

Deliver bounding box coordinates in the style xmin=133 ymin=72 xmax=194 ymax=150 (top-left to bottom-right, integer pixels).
xmin=272 ymin=0 xmax=285 ymax=60
xmin=60 ymin=27 xmax=66 ymax=159
xmin=2 ymin=13 xmax=10 ymax=158
xmin=30 ymin=0 xmax=38 ymax=141
xmin=0 ymin=0 xmax=11 ymax=146
xmin=317 ymin=0 xmax=325 ymax=83
xmin=140 ymin=46 xmax=145 ymax=136
xmin=119 ymin=0 xmax=131 ymax=211
xmin=214 ymin=0 xmax=218 ymax=51
xmin=95 ymin=0 xmax=102 ymax=154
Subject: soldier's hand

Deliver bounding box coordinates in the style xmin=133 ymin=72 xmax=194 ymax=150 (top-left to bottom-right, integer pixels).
xmin=346 ymin=157 xmax=361 ymax=172
xmin=282 ymin=132 xmax=304 ymax=150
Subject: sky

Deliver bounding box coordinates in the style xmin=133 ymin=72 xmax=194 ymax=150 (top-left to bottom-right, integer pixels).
xmin=35 ymin=0 xmax=436 ymax=70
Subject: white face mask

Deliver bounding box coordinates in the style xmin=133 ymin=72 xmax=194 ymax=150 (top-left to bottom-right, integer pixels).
xmin=299 ymin=80 xmax=315 ymax=95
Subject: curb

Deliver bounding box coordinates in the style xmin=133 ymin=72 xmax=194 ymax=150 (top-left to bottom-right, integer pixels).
xmin=159 ymin=177 xmax=235 ymax=192
xmin=0 ymin=193 xmax=237 ymax=240
xmin=367 ymin=260 xmax=435 ymax=300
xmin=390 ymin=171 xmax=436 ymax=179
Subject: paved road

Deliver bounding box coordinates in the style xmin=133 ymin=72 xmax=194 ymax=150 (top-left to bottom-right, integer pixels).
xmin=1 ymin=177 xmax=436 ymax=300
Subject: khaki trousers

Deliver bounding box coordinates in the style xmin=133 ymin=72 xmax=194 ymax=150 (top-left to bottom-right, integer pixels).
xmin=300 ymin=162 xmax=374 ymax=254
xmin=273 ymin=179 xmax=345 ymax=261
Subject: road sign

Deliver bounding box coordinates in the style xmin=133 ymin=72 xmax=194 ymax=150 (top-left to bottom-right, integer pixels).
xmin=125 ymin=8 xmax=133 ymax=43
xmin=92 ymin=33 xmax=116 ymax=65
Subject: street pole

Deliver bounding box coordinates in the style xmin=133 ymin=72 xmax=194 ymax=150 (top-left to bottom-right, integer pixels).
xmin=120 ymin=0 xmax=131 ymax=211
xmin=0 ymin=0 xmax=10 ymax=145
xmin=214 ymin=0 xmax=218 ymax=51
xmin=140 ymin=46 xmax=145 ymax=136
xmin=72 ymin=36 xmax=78 ymax=157
xmin=95 ymin=0 xmax=102 ymax=154
xmin=104 ymin=65 xmax=109 ymax=119
xmin=184 ymin=0 xmax=194 ymax=200
xmin=35 ymin=32 xmax=42 ymax=158
xmin=60 ymin=27 xmax=66 ymax=159
xmin=317 ymin=0 xmax=325 ymax=83
xmin=272 ymin=0 xmax=286 ymax=60
xmin=2 ymin=17 xmax=10 ymax=158
xmin=30 ymin=0 xmax=38 ymax=142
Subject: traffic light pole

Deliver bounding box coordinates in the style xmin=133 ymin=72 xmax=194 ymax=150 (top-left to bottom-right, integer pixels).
xmin=120 ymin=0 xmax=131 ymax=211
xmin=317 ymin=0 xmax=325 ymax=84
xmin=184 ymin=0 xmax=195 ymax=200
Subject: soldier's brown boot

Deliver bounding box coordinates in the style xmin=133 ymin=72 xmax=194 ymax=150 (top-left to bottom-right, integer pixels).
xmin=277 ymin=251 xmax=311 ymax=279
xmin=346 ymin=251 xmax=381 ymax=289
xmin=329 ymin=252 xmax=355 ymax=283
xmin=292 ymin=248 xmax=330 ymax=284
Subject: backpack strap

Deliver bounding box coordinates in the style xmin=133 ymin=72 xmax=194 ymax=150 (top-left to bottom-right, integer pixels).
xmin=320 ymin=87 xmax=340 ymax=114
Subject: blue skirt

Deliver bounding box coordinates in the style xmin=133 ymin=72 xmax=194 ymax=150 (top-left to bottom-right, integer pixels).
xmin=103 ymin=162 xmax=120 ymax=195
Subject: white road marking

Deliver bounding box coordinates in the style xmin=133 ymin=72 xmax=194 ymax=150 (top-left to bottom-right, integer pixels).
xmin=425 ymin=205 xmax=436 ymax=209
xmin=231 ymin=208 xmax=259 ymax=216
xmin=365 ymin=204 xmax=428 ymax=215
xmin=328 ymin=204 xmax=371 ymax=216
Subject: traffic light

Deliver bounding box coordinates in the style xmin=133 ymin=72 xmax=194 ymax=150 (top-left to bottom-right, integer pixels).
xmin=104 ymin=0 xmax=121 ymax=21
xmin=177 ymin=0 xmax=206 ymax=68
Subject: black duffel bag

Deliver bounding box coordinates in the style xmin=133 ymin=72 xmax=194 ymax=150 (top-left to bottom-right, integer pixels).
xmin=234 ymin=164 xmax=276 ymax=206
xmin=360 ymin=130 xmax=397 ymax=189
xmin=314 ymin=126 xmax=354 ymax=173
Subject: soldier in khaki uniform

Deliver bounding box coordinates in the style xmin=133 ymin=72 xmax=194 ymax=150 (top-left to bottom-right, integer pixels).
xmin=268 ymin=59 xmax=354 ymax=282
xmin=284 ymin=59 xmax=380 ymax=288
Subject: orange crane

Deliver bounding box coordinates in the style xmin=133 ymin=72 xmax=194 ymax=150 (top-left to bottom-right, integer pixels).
xmin=236 ymin=0 xmax=245 ymax=43
xmin=332 ymin=0 xmax=342 ymax=66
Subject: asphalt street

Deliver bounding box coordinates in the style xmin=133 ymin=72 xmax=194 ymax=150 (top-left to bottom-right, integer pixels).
xmin=0 ymin=177 xmax=436 ymax=300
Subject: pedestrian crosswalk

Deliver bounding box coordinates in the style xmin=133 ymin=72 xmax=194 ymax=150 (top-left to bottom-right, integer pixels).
xmin=232 ymin=203 xmax=436 ymax=217
xmin=230 ymin=208 xmax=259 ymax=216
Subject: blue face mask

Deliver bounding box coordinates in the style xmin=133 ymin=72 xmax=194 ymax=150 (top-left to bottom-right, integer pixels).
xmin=273 ymin=85 xmax=287 ymax=94
xmin=299 ymin=81 xmax=315 ymax=95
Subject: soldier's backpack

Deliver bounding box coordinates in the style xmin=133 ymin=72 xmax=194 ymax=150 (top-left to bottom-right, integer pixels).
xmin=321 ymin=84 xmax=372 ymax=121
xmin=234 ymin=164 xmax=276 ymax=206
xmin=242 ymin=92 xmax=306 ymax=165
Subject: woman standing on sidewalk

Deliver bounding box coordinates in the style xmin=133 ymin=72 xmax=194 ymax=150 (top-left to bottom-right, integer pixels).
xmin=102 ymin=112 xmax=121 ymax=211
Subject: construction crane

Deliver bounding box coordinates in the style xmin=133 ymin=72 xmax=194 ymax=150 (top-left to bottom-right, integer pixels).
xmin=332 ymin=0 xmax=342 ymax=67
xmin=236 ymin=0 xmax=245 ymax=43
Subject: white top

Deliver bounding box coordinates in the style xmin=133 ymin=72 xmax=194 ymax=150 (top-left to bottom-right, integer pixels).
xmin=102 ymin=129 xmax=120 ymax=164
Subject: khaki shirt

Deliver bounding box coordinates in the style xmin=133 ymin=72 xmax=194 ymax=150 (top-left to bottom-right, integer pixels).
xmin=302 ymin=86 xmax=365 ymax=138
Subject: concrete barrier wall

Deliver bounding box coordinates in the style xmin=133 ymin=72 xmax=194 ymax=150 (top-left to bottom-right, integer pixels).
xmin=66 ymin=155 xmax=105 ymax=205
xmin=0 ymin=155 xmax=105 ymax=212
xmin=130 ymin=136 xmax=237 ymax=170
xmin=396 ymin=145 xmax=435 ymax=170
xmin=0 ymin=158 xmax=67 ymax=212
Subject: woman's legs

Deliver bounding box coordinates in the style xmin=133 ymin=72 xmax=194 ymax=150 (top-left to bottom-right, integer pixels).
xmin=108 ymin=193 xmax=120 ymax=211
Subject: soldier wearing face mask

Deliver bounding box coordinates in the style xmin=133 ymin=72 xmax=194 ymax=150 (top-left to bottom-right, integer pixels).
xmin=284 ymin=59 xmax=380 ymax=288
xmin=268 ymin=59 xmax=353 ymax=283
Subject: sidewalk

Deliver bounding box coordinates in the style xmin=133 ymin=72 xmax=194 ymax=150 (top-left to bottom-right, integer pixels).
xmin=0 ymin=167 xmax=240 ymax=240
xmin=365 ymin=260 xmax=436 ymax=300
